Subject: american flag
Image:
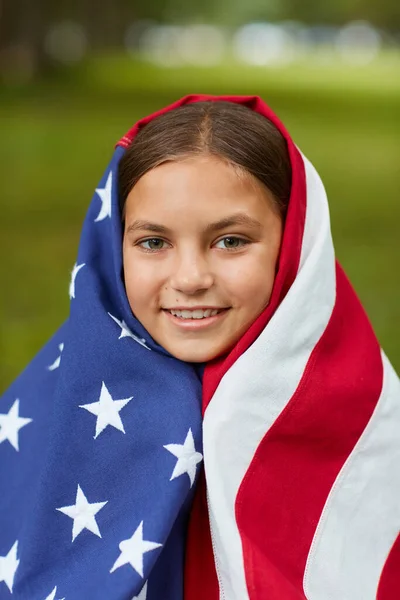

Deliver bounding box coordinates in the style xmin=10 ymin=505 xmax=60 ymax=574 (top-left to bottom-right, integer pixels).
xmin=1 ymin=95 xmax=399 ymax=600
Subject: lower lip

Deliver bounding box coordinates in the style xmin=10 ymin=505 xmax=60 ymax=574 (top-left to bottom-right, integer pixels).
xmin=163 ymin=309 xmax=230 ymax=330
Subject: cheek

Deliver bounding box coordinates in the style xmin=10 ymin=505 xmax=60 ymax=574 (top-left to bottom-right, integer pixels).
xmin=122 ymin=252 xmax=157 ymax=307
xmin=219 ymin=258 xmax=276 ymax=304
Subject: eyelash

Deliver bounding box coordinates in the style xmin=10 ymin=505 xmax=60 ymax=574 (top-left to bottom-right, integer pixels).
xmin=137 ymin=236 xmax=251 ymax=253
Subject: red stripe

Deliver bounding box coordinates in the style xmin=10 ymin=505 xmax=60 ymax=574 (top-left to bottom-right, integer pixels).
xmin=236 ymin=264 xmax=383 ymax=598
xmin=184 ymin=473 xmax=219 ymax=599
xmin=377 ymin=533 xmax=400 ymax=600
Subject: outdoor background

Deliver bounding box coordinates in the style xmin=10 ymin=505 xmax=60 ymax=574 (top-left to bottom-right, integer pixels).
xmin=1 ymin=0 xmax=399 ymax=391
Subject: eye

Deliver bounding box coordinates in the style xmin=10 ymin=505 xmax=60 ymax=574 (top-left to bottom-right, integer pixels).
xmin=138 ymin=238 xmax=168 ymax=252
xmin=214 ymin=236 xmax=249 ymax=250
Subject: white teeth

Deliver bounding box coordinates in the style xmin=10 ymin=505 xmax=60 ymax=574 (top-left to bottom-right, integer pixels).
xmin=168 ymin=308 xmax=222 ymax=319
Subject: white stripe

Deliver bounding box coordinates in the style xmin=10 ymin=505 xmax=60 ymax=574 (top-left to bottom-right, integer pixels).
xmin=304 ymin=351 xmax=400 ymax=600
xmin=203 ymin=155 xmax=336 ymax=599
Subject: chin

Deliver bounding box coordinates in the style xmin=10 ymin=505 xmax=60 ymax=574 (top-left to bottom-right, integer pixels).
xmin=165 ymin=342 xmax=231 ymax=364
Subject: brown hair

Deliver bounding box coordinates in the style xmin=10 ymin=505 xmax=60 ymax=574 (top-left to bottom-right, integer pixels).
xmin=118 ymin=100 xmax=292 ymax=218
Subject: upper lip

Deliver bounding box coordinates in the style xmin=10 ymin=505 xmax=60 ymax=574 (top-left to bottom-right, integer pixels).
xmin=163 ymin=306 xmax=229 ymax=311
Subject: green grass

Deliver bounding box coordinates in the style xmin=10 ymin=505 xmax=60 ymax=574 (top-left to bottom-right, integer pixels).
xmin=1 ymin=54 xmax=400 ymax=390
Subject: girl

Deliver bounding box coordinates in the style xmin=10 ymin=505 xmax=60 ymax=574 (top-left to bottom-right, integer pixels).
xmin=0 ymin=95 xmax=399 ymax=600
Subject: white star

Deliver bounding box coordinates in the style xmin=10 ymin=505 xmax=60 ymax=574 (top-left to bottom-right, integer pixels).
xmin=132 ymin=581 xmax=148 ymax=600
xmin=56 ymin=484 xmax=108 ymax=542
xmin=0 ymin=399 xmax=32 ymax=451
xmin=110 ymin=521 xmax=162 ymax=578
xmin=94 ymin=171 xmax=112 ymax=222
xmin=164 ymin=428 xmax=203 ymax=488
xmin=0 ymin=540 xmax=19 ymax=593
xmin=48 ymin=343 xmax=64 ymax=371
xmin=43 ymin=586 xmax=65 ymax=600
xmin=79 ymin=381 xmax=133 ymax=439
xmin=108 ymin=313 xmax=151 ymax=350
xmin=44 ymin=587 xmax=56 ymax=600
xmin=69 ymin=263 xmax=85 ymax=299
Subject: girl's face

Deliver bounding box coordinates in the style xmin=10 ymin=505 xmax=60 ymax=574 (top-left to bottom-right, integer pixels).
xmin=122 ymin=155 xmax=283 ymax=362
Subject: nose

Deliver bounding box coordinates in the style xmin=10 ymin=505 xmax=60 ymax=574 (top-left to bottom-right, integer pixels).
xmin=169 ymin=252 xmax=214 ymax=295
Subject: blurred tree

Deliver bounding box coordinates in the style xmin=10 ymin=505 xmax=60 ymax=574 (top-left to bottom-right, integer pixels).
xmin=0 ymin=0 xmax=170 ymax=81
xmin=197 ymin=0 xmax=400 ymax=28
xmin=0 ymin=0 xmax=50 ymax=82
xmin=284 ymin=0 xmax=400 ymax=28
xmin=0 ymin=0 xmax=399 ymax=83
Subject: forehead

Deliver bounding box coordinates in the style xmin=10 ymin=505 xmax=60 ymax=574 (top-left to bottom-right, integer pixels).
xmin=124 ymin=155 xmax=275 ymax=220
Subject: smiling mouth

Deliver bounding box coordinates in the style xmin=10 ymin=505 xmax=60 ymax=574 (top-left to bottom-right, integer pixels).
xmin=164 ymin=308 xmax=228 ymax=320
xmin=162 ymin=308 xmax=230 ymax=328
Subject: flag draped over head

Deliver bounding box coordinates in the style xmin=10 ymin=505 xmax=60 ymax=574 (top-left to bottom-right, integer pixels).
xmin=1 ymin=95 xmax=399 ymax=600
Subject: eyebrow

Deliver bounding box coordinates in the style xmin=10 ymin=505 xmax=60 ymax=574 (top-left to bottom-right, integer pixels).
xmin=125 ymin=213 xmax=263 ymax=236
